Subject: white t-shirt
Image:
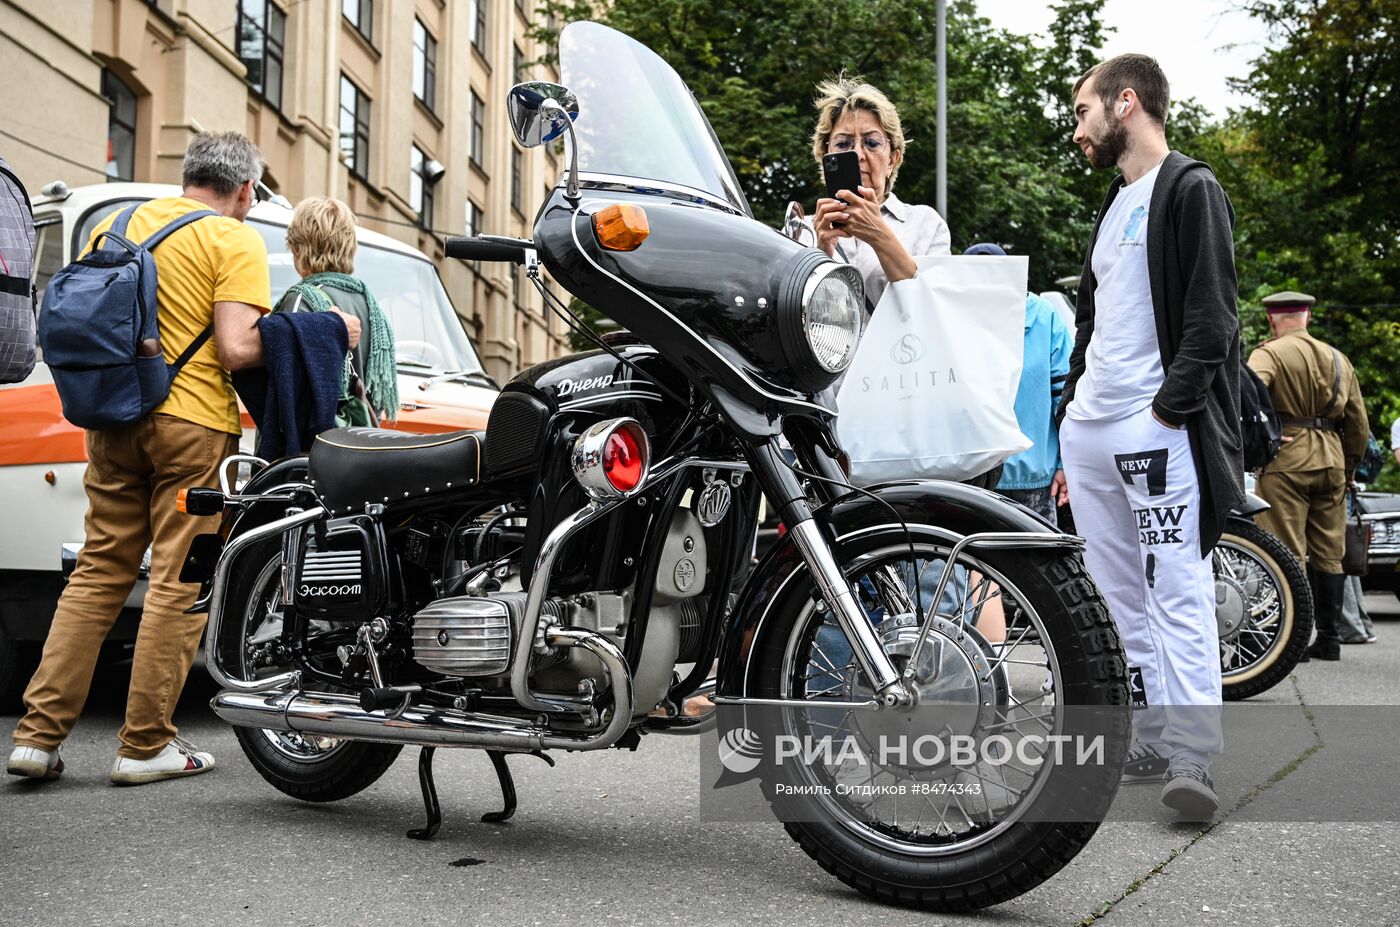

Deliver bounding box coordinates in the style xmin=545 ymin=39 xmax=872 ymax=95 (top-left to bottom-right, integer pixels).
xmin=1066 ymin=162 xmax=1164 ymax=423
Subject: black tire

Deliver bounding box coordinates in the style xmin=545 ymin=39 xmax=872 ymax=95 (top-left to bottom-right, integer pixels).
xmin=218 ymin=538 xmax=401 ymax=802
xmin=749 ymin=532 xmax=1129 ymax=912
xmin=1217 ymin=518 xmax=1312 ymax=701
xmin=0 ymin=627 xmax=39 ymax=714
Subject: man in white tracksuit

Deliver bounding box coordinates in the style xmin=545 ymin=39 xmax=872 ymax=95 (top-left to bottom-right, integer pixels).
xmin=1057 ymin=55 xmax=1244 ymax=820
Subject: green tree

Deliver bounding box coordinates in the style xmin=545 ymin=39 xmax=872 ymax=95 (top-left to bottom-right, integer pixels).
xmin=1208 ymin=0 xmax=1399 ymax=479
xmin=531 ymin=0 xmax=1118 ymax=289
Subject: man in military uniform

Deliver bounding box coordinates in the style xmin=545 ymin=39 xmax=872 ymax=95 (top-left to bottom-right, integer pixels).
xmin=1247 ymin=291 xmax=1369 ymax=661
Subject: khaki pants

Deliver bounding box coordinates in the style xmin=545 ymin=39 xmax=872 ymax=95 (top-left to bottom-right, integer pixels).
xmin=13 ymin=414 xmax=237 ymax=759
xmin=1255 ymin=467 xmax=1346 ymax=574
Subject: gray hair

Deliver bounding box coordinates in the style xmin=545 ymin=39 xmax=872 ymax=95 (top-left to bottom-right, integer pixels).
xmin=181 ymin=131 xmax=264 ymax=196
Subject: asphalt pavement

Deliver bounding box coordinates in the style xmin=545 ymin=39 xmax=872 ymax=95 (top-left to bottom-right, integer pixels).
xmin=3 ymin=597 xmax=1399 ymax=927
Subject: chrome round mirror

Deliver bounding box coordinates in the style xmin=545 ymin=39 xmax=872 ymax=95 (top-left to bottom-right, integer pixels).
xmin=783 ymin=200 xmax=814 ymax=246
xmin=507 ymin=81 xmax=580 ymax=148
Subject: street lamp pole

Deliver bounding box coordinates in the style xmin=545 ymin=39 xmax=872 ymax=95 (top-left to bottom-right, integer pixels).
xmin=936 ymin=0 xmax=947 ymax=221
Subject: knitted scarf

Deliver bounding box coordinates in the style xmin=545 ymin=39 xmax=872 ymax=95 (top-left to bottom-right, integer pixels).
xmin=278 ymin=272 xmax=399 ymax=419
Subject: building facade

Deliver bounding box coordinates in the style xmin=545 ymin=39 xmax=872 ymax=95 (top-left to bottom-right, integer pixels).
xmin=1 ymin=0 xmax=571 ymax=380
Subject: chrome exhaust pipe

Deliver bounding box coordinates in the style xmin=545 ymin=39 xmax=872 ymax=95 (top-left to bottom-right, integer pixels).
xmin=211 ymin=624 xmax=635 ymax=752
xmin=212 ymin=688 xmax=553 ymax=751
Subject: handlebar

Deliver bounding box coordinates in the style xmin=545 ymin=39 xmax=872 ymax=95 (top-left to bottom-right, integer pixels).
xmin=444 ymin=235 xmax=532 ymax=265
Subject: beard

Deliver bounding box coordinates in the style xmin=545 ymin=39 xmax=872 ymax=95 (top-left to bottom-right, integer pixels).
xmin=1086 ymin=115 xmax=1129 ymax=170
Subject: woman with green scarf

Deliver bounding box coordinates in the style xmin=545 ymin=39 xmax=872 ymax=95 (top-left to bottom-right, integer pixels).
xmin=277 ymin=196 xmax=398 ymax=425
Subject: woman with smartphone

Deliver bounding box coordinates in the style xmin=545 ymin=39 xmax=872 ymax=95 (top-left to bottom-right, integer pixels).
xmin=810 ymin=75 xmax=951 ymax=308
xmin=811 ymin=77 xmax=1006 ymax=645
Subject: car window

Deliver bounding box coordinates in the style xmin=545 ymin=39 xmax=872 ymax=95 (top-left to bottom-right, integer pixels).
xmin=32 ymin=216 xmax=63 ymax=308
xmin=74 ymin=198 xmax=145 ymax=256
xmin=248 ymin=219 xmax=485 ymax=375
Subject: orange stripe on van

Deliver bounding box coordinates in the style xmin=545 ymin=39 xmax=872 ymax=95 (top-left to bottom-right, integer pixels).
xmin=0 ymin=388 xmax=491 ymax=468
xmin=0 ymin=384 xmax=87 ymax=465
xmin=383 ymin=404 xmax=491 ymax=434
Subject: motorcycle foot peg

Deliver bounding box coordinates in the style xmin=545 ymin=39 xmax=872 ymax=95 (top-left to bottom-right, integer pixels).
xmin=359 ymin=684 xmax=421 ymax=712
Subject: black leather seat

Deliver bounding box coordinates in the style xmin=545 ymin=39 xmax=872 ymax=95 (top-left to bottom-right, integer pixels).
xmin=309 ymin=427 xmax=483 ymax=516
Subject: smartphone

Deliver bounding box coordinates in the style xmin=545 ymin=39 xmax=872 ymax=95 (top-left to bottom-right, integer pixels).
xmin=823 ymin=149 xmax=862 ymax=203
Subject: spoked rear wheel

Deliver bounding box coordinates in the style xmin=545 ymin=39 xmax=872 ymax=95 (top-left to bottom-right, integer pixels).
xmin=749 ymin=534 xmax=1128 ymax=911
xmin=1216 ymin=518 xmax=1312 ymax=700
xmin=217 ymin=538 xmax=401 ymax=802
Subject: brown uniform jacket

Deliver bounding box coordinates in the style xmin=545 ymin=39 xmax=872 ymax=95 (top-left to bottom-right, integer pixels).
xmin=1247 ymin=328 xmax=1368 ymax=475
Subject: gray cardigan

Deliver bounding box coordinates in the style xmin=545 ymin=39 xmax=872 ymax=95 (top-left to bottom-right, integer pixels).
xmin=1058 ymin=151 xmax=1245 ymax=555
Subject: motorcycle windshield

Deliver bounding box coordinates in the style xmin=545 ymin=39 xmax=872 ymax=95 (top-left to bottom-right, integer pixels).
xmin=560 ymin=21 xmax=751 ymax=217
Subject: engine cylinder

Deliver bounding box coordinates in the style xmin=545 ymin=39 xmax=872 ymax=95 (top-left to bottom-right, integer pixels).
xmin=412 ymin=592 xmax=565 ymax=677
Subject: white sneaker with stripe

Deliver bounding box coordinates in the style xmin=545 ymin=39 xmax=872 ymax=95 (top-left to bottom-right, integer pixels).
xmin=110 ymin=737 xmax=215 ymax=785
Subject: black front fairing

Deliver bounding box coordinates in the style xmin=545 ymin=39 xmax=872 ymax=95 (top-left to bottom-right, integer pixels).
xmin=534 ymin=188 xmax=837 ymax=438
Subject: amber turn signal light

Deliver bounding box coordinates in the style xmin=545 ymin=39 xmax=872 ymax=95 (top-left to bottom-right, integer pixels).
xmin=592 ymin=203 xmax=649 ymax=251
xmin=177 ymin=487 xmax=226 ymax=516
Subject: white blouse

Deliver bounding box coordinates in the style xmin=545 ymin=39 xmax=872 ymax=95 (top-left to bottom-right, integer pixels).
xmin=832 ymin=191 xmax=952 ymax=308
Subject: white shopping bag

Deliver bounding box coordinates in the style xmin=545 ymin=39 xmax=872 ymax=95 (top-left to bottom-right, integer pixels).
xmin=836 ymin=255 xmax=1031 ymax=484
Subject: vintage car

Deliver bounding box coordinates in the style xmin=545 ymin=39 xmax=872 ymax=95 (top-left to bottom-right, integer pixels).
xmin=0 ymin=181 xmax=498 ymax=704
xmin=1358 ymin=490 xmax=1400 ymax=597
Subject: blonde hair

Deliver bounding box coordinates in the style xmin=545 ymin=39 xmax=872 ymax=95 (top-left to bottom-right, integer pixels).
xmin=286 ymin=196 xmax=358 ymax=275
xmin=810 ymin=75 xmax=907 ymax=199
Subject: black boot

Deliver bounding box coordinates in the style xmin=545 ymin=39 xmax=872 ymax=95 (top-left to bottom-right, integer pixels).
xmin=1307 ymin=568 xmax=1344 ymax=661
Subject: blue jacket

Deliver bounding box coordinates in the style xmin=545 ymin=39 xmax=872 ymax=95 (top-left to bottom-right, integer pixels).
xmin=232 ymin=312 xmax=348 ymax=459
xmin=998 ymin=294 xmax=1073 ymax=491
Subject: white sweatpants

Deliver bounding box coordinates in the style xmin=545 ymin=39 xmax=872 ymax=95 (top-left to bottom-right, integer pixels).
xmin=1060 ymin=405 xmax=1223 ymax=765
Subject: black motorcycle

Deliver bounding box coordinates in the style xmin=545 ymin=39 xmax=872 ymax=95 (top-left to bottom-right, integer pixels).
xmin=184 ymin=22 xmax=1128 ymax=912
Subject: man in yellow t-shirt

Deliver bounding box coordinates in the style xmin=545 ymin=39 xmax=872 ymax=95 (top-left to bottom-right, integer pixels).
xmin=8 ymin=132 xmax=360 ymax=786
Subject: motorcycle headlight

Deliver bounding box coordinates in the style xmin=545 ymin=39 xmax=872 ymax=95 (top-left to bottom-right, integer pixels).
xmin=776 ymin=254 xmax=865 ymax=391
xmin=802 ymin=264 xmax=864 ymax=374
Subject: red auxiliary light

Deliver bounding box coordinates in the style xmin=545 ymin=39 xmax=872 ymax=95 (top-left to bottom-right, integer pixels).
xmin=603 ymin=427 xmax=644 ymax=493
xmin=572 ymin=418 xmax=651 ymax=501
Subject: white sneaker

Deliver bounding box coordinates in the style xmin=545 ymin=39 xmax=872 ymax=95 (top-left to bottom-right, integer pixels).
xmin=7 ymin=745 xmax=64 ymax=781
xmin=110 ymin=738 xmax=215 ymax=785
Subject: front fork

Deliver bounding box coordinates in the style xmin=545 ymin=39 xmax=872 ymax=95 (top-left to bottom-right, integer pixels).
xmin=745 ymin=440 xmax=913 ymax=708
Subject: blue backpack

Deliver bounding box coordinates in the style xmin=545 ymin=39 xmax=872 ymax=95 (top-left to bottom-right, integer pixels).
xmin=40 ymin=205 xmax=217 ymax=429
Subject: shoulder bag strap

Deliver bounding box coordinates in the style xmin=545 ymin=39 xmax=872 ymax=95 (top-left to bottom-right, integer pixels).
xmin=152 ymin=208 xmax=220 ymax=380
xmin=92 ymin=204 xmax=143 ymax=253
xmin=1324 ymin=346 xmax=1343 ymax=418
xmin=141 ymin=208 xmax=218 ymax=251
xmin=0 ymin=165 xmax=33 ymax=220
xmin=169 ymin=324 xmax=215 ymax=376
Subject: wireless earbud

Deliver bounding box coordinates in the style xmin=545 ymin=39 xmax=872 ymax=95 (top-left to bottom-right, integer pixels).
xmin=1118 ymin=101 xmax=1129 ymax=117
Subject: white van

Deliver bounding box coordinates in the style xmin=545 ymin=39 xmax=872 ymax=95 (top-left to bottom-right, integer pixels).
xmin=0 ymin=182 xmax=498 ymax=702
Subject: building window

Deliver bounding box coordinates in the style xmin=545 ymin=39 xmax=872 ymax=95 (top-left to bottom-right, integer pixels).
xmin=102 ymin=69 xmax=137 ymax=182
xmin=342 ymin=0 xmax=372 ymax=43
xmin=410 ymin=145 xmax=435 ymax=230
xmin=465 ymin=200 xmax=482 ymax=238
xmin=471 ymin=0 xmax=487 ymax=57
xmin=236 ymin=0 xmax=286 ymax=111
xmin=339 ymin=76 xmax=370 ymax=180
xmin=470 ymin=91 xmax=485 ymax=168
xmin=413 ymin=18 xmax=437 ymax=112
xmin=511 ymin=147 xmax=523 ymax=215
xmin=513 ymin=44 xmax=525 ymax=85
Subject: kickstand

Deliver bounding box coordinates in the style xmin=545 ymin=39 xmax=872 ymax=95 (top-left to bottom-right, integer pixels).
xmin=407 ymin=746 xmax=441 ymax=840
xmin=481 ymin=749 xmax=555 ymax=824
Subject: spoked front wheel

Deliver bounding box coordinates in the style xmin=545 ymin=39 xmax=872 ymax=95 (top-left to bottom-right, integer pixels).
xmin=1216 ymin=517 xmax=1313 ymax=700
xmin=748 ymin=533 xmax=1128 ymax=912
